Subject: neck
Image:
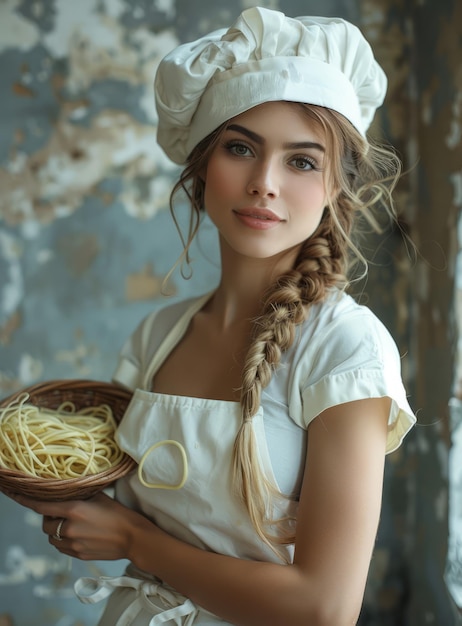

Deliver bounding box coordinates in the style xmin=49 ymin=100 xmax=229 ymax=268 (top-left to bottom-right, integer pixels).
xmin=205 ymin=237 xmax=299 ymax=330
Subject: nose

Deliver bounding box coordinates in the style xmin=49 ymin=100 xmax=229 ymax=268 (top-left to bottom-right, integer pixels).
xmin=246 ymin=158 xmax=280 ymax=198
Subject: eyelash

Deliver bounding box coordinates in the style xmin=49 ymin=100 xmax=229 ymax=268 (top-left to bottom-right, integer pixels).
xmin=223 ymin=141 xmax=319 ymax=171
xmin=224 ymin=140 xmax=253 ymax=157
xmin=289 ymin=155 xmax=318 ymax=171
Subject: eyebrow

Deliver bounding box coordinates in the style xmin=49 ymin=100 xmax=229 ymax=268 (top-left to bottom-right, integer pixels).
xmin=227 ymin=123 xmax=325 ymax=153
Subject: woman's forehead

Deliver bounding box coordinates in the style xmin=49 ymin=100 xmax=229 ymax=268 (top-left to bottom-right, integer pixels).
xmin=226 ymin=101 xmax=327 ymax=144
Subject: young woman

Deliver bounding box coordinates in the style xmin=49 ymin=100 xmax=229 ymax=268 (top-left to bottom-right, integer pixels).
xmin=7 ymin=7 xmax=416 ymax=626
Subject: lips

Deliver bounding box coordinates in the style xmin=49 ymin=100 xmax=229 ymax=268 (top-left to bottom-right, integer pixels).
xmin=234 ymin=207 xmax=282 ymax=221
xmin=233 ymin=207 xmax=283 ymax=230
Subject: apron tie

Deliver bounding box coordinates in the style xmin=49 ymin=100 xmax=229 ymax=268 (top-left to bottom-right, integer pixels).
xmin=75 ymin=573 xmax=199 ymax=625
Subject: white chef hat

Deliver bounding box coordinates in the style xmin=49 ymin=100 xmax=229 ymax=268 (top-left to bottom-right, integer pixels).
xmin=155 ymin=6 xmax=387 ymax=164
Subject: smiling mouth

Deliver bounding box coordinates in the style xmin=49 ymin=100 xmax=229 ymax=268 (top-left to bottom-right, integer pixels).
xmin=233 ymin=208 xmax=283 ymax=230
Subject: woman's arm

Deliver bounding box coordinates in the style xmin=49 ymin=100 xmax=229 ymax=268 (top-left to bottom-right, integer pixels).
xmin=8 ymin=396 xmax=389 ymax=626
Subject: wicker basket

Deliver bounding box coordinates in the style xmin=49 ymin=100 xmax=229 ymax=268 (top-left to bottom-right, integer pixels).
xmin=0 ymin=379 xmax=136 ymax=501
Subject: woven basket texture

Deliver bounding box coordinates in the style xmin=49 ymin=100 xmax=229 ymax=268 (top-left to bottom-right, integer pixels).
xmin=0 ymin=379 xmax=136 ymax=501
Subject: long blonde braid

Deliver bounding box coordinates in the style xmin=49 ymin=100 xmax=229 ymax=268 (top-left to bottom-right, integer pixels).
xmin=232 ymin=217 xmax=349 ymax=559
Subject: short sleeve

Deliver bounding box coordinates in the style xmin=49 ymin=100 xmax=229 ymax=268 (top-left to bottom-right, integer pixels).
xmin=112 ymin=309 xmax=159 ymax=391
xmin=288 ymin=308 xmax=416 ymax=454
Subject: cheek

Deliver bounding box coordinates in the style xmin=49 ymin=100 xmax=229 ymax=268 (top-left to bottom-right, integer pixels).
xmin=290 ymin=178 xmax=326 ymax=210
xmin=204 ymin=160 xmax=240 ymax=204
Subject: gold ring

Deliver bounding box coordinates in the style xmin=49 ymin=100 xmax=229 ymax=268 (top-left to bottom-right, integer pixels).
xmin=53 ymin=518 xmax=65 ymax=541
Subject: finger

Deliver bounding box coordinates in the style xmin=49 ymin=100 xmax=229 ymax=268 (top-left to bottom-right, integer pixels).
xmin=7 ymin=492 xmax=73 ymax=517
xmin=42 ymin=515 xmax=65 ymax=536
xmin=3 ymin=491 xmax=46 ymax=512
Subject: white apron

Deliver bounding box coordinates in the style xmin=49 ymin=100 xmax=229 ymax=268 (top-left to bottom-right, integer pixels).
xmin=75 ymin=389 xmax=297 ymax=625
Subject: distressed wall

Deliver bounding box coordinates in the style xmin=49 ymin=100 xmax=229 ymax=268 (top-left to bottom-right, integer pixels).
xmin=0 ymin=0 xmax=460 ymax=625
xmin=408 ymin=1 xmax=462 ymax=624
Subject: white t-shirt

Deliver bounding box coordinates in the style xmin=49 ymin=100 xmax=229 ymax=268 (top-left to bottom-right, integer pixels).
xmin=113 ymin=288 xmax=416 ymax=499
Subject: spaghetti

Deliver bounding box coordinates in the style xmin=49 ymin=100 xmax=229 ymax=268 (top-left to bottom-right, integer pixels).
xmin=0 ymin=393 xmax=124 ymax=479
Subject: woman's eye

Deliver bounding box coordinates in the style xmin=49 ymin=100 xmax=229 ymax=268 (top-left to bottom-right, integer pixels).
xmin=227 ymin=142 xmax=251 ymax=157
xmin=290 ymin=156 xmax=317 ymax=171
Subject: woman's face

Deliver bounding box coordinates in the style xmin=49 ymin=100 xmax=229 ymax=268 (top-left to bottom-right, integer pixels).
xmin=203 ymin=101 xmax=330 ymax=263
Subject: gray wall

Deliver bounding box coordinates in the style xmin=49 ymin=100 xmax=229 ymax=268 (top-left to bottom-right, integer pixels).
xmin=0 ymin=0 xmax=461 ymax=624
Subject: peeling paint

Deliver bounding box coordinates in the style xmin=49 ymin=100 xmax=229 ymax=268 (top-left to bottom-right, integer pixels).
xmin=447 ymin=119 xmax=461 ymax=150
xmin=43 ymin=0 xmax=123 ymax=59
xmin=18 ymin=354 xmax=44 ymax=385
xmin=447 ymin=399 xmax=462 ymax=605
xmin=54 ymin=343 xmax=96 ymax=377
xmin=0 ymin=0 xmax=41 ymax=52
xmin=154 ymin=0 xmax=176 ymax=19
xmin=125 ymin=263 xmax=167 ymax=301
xmin=122 ymin=175 xmax=176 ymax=219
xmin=0 ymin=111 xmax=174 ymax=227
xmin=0 ymin=545 xmax=67 ymax=586
xmin=0 ymin=312 xmax=21 ymax=346
xmin=56 ymin=232 xmax=100 ymax=276
xmin=0 ymin=231 xmax=23 ymax=321
xmin=451 ymin=172 xmax=462 ymax=207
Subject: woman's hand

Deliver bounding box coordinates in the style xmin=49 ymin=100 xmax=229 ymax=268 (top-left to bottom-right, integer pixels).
xmin=3 ymin=490 xmax=151 ymax=561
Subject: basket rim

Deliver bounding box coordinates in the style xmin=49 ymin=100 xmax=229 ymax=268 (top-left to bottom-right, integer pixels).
xmin=0 ymin=379 xmax=133 ymax=408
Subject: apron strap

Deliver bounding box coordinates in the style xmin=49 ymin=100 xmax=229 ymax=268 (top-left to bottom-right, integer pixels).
xmin=75 ymin=574 xmax=199 ymax=625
